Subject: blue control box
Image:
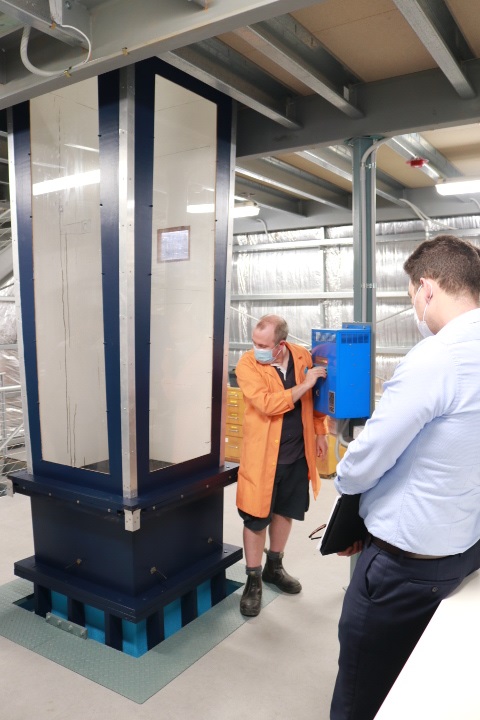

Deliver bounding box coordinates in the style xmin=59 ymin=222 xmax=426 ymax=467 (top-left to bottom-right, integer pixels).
xmin=311 ymin=323 xmax=372 ymax=419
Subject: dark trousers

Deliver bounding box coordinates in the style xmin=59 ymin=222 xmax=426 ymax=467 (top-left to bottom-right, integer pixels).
xmin=330 ymin=535 xmax=480 ymax=720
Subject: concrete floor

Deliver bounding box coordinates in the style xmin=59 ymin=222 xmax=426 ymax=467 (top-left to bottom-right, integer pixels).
xmin=0 ymin=478 xmax=347 ymax=720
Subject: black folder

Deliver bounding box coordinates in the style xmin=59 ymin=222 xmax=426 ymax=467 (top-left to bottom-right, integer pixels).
xmin=318 ymin=494 xmax=367 ymax=556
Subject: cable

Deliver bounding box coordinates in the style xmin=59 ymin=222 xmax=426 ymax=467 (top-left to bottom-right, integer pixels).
xmin=20 ymin=23 xmax=92 ymax=79
xmin=397 ymin=198 xmax=461 ymax=232
xmin=254 ymin=216 xmax=270 ymax=242
xmin=335 ymin=419 xmax=350 ymax=461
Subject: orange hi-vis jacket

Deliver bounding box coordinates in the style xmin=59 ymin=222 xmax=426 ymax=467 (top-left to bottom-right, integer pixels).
xmin=235 ymin=342 xmax=328 ymax=518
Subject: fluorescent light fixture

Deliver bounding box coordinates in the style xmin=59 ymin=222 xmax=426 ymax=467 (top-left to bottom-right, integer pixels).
xmin=436 ymin=178 xmax=480 ymax=196
xmin=32 ymin=169 xmax=100 ymax=196
xmin=233 ymin=201 xmax=260 ymax=218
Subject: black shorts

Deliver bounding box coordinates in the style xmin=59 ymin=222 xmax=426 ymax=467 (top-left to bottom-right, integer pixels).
xmin=239 ymin=456 xmax=310 ymax=531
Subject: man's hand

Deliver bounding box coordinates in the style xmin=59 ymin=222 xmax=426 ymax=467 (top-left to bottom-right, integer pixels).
xmin=316 ymin=434 xmax=328 ymax=458
xmin=337 ymin=540 xmax=364 ymax=557
xmin=303 ymin=365 xmax=327 ymax=389
xmin=291 ymin=365 xmax=327 ymax=404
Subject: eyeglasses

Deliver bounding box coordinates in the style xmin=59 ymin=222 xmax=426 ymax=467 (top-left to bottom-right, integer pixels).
xmin=308 ymin=523 xmax=326 ymax=541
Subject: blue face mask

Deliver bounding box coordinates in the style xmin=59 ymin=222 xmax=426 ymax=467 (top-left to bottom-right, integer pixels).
xmin=253 ymin=343 xmax=281 ymax=364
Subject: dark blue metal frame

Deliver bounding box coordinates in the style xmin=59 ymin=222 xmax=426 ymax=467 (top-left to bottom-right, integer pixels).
xmin=133 ymin=58 xmax=233 ymax=494
xmin=10 ymin=59 xmax=234 ymax=502
xmin=98 ymin=70 xmax=122 ymax=488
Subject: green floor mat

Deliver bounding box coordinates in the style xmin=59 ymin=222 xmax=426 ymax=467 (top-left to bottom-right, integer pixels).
xmin=0 ymin=563 xmax=280 ymax=703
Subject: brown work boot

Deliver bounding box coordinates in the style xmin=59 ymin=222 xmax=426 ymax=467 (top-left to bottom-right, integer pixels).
xmin=240 ymin=571 xmax=262 ymax=616
xmin=262 ymin=551 xmax=302 ymax=594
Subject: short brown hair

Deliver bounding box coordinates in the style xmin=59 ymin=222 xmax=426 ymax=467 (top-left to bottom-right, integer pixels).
xmin=256 ymin=315 xmax=289 ymax=344
xmin=403 ymin=235 xmax=480 ymax=296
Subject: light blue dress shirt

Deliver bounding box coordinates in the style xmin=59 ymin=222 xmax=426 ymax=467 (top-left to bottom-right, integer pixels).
xmin=335 ymin=308 xmax=480 ymax=555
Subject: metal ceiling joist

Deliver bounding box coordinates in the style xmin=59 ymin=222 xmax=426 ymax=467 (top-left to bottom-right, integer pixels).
xmin=233 ymin=20 xmax=362 ymax=119
xmin=263 ymin=155 xmax=350 ymax=200
xmin=267 ymin=14 xmax=360 ymax=89
xmin=163 ymin=40 xmax=300 ymax=129
xmin=236 ymin=159 xmax=349 ymax=210
xmin=237 ymin=59 xmax=480 ymax=161
xmin=0 ymin=0 xmax=88 ymax=47
xmin=236 ymin=176 xmax=306 ymax=216
xmin=387 ymin=132 xmax=462 ymax=180
xmin=296 ymin=148 xmax=404 ymax=206
xmin=392 ymin=0 xmax=475 ymax=99
xmin=297 ymin=147 xmax=352 ymax=181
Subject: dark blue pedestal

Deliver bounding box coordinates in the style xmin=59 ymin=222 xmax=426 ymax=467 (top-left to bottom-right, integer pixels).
xmin=10 ymin=465 xmax=242 ymax=653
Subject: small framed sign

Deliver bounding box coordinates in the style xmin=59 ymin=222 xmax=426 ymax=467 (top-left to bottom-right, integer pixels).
xmin=157 ymin=226 xmax=190 ymax=262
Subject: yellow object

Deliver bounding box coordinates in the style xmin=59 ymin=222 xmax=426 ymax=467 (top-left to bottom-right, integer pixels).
xmin=316 ymin=434 xmax=346 ymax=478
xmin=224 ymin=383 xmax=339 ymax=477
xmin=224 ymin=387 xmax=244 ymax=462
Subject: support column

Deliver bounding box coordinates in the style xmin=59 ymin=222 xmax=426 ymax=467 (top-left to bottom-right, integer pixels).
xmin=349 ymin=136 xmax=385 ymax=412
xmin=349 ymin=136 xmax=381 ymax=579
xmin=350 ymin=137 xmax=377 ymax=326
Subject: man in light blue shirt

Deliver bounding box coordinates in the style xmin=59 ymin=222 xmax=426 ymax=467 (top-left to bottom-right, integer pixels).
xmin=330 ymin=235 xmax=480 ymax=720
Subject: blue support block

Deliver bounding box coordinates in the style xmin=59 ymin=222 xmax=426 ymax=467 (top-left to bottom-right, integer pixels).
xmin=22 ymin=573 xmax=243 ymax=658
xmin=196 ymin=580 xmax=212 ymax=616
xmin=122 ymin=618 xmax=148 ymax=657
xmin=84 ymin=605 xmax=106 ymax=644
xmin=51 ymin=591 xmax=68 ymax=620
xmin=163 ymin=598 xmax=182 ymax=639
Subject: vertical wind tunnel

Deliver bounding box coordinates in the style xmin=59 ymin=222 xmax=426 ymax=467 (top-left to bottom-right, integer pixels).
xmin=6 ymin=58 xmax=241 ymax=655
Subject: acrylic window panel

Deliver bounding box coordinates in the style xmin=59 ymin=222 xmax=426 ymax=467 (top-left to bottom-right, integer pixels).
xmin=29 ymin=78 xmax=109 ymax=472
xmin=149 ymin=74 xmax=217 ymax=469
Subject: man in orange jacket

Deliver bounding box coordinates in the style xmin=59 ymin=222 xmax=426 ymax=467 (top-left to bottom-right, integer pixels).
xmin=235 ymin=314 xmax=328 ymax=616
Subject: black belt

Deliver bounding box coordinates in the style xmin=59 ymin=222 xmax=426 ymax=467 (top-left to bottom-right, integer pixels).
xmin=370 ymin=535 xmax=449 ymax=560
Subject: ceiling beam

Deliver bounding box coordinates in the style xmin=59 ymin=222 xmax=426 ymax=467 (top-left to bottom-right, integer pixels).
xmin=391 ymin=0 xmax=475 ymax=99
xmin=0 ymin=0 xmax=330 ymax=109
xmin=402 ymin=186 xmax=480 ymax=221
xmin=233 ymin=186 xmax=480 ymax=234
xmin=237 ymin=59 xmax=480 ymax=160
xmin=297 ymin=147 xmax=352 ymax=181
xmin=0 ymin=0 xmax=88 ymax=47
xmin=295 ymin=148 xmax=404 ymax=205
xmin=236 ymin=159 xmax=350 ymax=210
xmin=387 ymin=132 xmax=462 ymax=180
xmin=235 ymin=176 xmax=306 ymax=216
xmin=263 ymin=155 xmax=351 ymax=198
xmin=267 ymin=14 xmax=360 ymax=88
xmin=163 ymin=39 xmax=300 ymax=129
xmin=233 ymin=20 xmax=362 ymax=118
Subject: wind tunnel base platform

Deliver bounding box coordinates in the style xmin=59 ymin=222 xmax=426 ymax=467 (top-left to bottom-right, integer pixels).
xmin=0 ymin=563 xmax=280 ymax=703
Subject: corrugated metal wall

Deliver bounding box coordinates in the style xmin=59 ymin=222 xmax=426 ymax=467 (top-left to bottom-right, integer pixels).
xmin=229 ymin=217 xmax=480 ymax=396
